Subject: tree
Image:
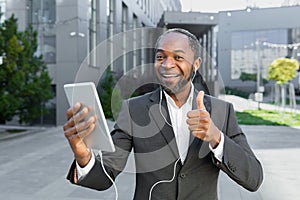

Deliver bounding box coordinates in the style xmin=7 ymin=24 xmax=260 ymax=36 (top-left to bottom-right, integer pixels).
xmin=0 ymin=15 xmax=54 ymax=124
xmin=98 ymin=68 xmax=122 ymax=120
xmin=267 ymin=58 xmax=299 ymax=85
xmin=267 ymin=57 xmax=299 ymax=110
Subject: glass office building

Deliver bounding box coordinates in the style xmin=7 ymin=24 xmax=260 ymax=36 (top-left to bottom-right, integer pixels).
xmin=231 ymin=28 xmax=300 ymax=80
xmin=218 ymin=6 xmax=300 ymax=92
xmin=4 ymin=0 xmax=181 ymax=125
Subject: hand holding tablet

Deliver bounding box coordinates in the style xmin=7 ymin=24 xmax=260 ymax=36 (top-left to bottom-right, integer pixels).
xmin=63 ymin=82 xmax=115 ymax=153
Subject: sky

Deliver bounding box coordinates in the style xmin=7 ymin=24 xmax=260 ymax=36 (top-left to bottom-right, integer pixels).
xmin=180 ymin=0 xmax=290 ymax=12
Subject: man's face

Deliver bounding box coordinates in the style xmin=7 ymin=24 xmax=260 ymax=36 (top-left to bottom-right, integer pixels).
xmin=155 ymin=32 xmax=199 ymax=95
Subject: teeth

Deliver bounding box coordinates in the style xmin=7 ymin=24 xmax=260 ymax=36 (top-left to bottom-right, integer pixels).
xmin=163 ymin=74 xmax=178 ymax=77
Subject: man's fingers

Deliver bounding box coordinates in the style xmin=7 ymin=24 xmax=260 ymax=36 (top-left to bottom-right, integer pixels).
xmin=67 ymin=102 xmax=81 ymax=120
xmin=65 ymin=121 xmax=96 ymax=141
xmin=196 ymin=91 xmax=206 ymax=110
xmin=186 ymin=117 xmax=210 ymax=126
xmin=73 ymin=107 xmax=89 ymax=124
xmin=74 ymin=115 xmax=96 ymax=133
xmin=64 ymin=116 xmax=96 ymax=138
xmin=187 ymin=109 xmax=209 ymax=118
xmin=63 ymin=107 xmax=89 ymax=131
xmin=76 ymin=123 xmax=96 ymax=140
xmin=64 ymin=125 xmax=78 ymax=139
xmin=192 ymin=131 xmax=208 ymax=140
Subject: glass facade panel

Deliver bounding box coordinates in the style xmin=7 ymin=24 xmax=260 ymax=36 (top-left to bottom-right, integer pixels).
xmin=132 ymin=15 xmax=138 ymax=71
xmin=122 ymin=3 xmax=128 ymax=73
xmin=0 ymin=0 xmax=6 ymax=23
xmin=43 ymin=35 xmax=56 ymax=64
xmin=108 ymin=0 xmax=114 ymax=70
xmin=29 ymin=0 xmax=56 ymax=64
xmin=89 ymin=0 xmax=97 ymax=67
xmin=30 ymin=0 xmax=55 ymax=24
xmin=231 ymin=29 xmax=293 ymax=80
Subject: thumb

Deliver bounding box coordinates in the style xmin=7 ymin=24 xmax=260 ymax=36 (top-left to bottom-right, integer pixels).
xmin=197 ymin=91 xmax=206 ymax=110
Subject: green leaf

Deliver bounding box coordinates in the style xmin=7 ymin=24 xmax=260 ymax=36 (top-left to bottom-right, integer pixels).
xmin=0 ymin=14 xmax=54 ymax=124
xmin=267 ymin=58 xmax=299 ymax=85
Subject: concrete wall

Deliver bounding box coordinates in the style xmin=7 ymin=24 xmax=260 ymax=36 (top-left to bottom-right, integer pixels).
xmin=5 ymin=0 xmax=27 ymax=31
xmin=56 ymin=0 xmax=89 ymax=125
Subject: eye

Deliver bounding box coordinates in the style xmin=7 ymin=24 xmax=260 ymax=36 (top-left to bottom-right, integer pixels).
xmin=155 ymin=54 xmax=165 ymax=61
xmin=175 ymin=55 xmax=184 ymax=61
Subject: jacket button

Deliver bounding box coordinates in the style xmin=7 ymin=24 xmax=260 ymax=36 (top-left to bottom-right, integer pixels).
xmin=180 ymin=173 xmax=186 ymax=178
xmin=227 ymin=161 xmax=236 ymax=172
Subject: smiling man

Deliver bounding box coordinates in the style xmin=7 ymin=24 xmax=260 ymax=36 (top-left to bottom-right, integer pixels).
xmin=64 ymin=28 xmax=263 ymax=200
xmin=155 ymin=30 xmax=200 ymax=97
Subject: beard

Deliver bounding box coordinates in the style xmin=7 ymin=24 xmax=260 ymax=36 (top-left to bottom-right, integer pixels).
xmin=161 ymin=65 xmax=194 ymax=95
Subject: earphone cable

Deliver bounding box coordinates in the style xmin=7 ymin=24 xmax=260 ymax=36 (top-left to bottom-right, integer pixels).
xmin=99 ymin=150 xmax=118 ymax=200
xmin=148 ymin=157 xmax=181 ymax=200
xmin=159 ymin=87 xmax=173 ymax=128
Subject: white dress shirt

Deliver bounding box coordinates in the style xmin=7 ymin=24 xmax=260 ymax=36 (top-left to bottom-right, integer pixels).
xmin=163 ymin=88 xmax=193 ymax=164
xmin=76 ymin=84 xmax=224 ymax=179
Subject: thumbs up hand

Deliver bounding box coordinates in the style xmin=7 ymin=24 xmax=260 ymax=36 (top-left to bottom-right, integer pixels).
xmin=187 ymin=91 xmax=221 ymax=149
xmin=196 ymin=90 xmax=206 ymax=111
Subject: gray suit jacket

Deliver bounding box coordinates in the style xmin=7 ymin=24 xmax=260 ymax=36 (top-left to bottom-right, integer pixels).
xmin=67 ymin=88 xmax=263 ymax=200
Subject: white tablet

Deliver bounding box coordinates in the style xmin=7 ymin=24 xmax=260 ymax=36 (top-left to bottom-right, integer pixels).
xmin=64 ymin=82 xmax=115 ymax=152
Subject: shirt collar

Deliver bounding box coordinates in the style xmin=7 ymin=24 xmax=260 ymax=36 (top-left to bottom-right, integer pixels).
xmin=163 ymin=83 xmax=194 ymax=108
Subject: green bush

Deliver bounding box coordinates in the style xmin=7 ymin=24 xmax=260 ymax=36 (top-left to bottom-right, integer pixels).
xmin=225 ymin=87 xmax=250 ymax=99
xmin=98 ymin=69 xmax=122 ymax=120
xmin=0 ymin=15 xmax=54 ymax=124
xmin=236 ymin=109 xmax=300 ymax=126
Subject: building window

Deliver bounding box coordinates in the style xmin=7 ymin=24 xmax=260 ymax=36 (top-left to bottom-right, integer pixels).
xmin=43 ymin=35 xmax=56 ymax=64
xmin=28 ymin=0 xmax=56 ymax=64
xmin=0 ymin=0 xmax=6 ymax=23
xmin=133 ymin=15 xmax=138 ymax=71
xmin=106 ymin=0 xmax=110 ymax=16
xmin=141 ymin=23 xmax=146 ymax=74
xmin=89 ymin=0 xmax=97 ymax=67
xmin=108 ymin=0 xmax=114 ymax=70
xmin=30 ymin=0 xmax=55 ymax=25
xmin=122 ymin=3 xmax=128 ymax=74
xmin=231 ymin=29 xmax=292 ymax=80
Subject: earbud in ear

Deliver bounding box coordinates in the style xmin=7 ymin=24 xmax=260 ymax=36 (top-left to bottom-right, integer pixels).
xmin=192 ymin=70 xmax=196 ymax=81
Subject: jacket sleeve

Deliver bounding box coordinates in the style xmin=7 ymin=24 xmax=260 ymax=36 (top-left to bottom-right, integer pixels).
xmin=67 ymin=100 xmax=133 ymax=191
xmin=212 ymin=102 xmax=263 ymax=192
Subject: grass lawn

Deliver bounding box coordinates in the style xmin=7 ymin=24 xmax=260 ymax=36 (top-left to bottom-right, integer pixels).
xmin=235 ymin=109 xmax=300 ymax=126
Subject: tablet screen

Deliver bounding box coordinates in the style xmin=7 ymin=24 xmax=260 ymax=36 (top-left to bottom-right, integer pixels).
xmin=64 ymin=82 xmax=115 ymax=152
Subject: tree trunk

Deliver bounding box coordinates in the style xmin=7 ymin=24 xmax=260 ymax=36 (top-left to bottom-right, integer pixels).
xmin=281 ymin=84 xmax=286 ymax=110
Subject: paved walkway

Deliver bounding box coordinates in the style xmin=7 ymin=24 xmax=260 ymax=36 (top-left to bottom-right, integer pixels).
xmin=0 ymin=123 xmax=299 ymax=200
xmin=219 ymin=95 xmax=300 ymax=113
xmin=219 ymin=125 xmax=300 ymax=200
xmin=0 ymin=95 xmax=299 ymax=200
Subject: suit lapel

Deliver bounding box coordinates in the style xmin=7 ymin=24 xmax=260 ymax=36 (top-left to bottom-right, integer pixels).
xmin=146 ymin=88 xmax=213 ymax=165
xmin=147 ymin=89 xmax=180 ymax=159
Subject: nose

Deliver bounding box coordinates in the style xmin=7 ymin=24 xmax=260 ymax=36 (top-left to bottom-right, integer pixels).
xmin=162 ymin=57 xmax=175 ymax=69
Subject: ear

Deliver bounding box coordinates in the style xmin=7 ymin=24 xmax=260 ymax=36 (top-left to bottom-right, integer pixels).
xmin=193 ymin=57 xmax=202 ymax=72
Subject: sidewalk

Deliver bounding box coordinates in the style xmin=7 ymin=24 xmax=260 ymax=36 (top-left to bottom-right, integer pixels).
xmin=1 ymin=123 xmax=299 ymax=199
xmin=1 ymin=124 xmax=299 ymax=200
xmin=219 ymin=94 xmax=300 ymax=113
xmin=0 ymin=125 xmax=48 ymax=141
xmin=1 ymin=94 xmax=299 ymax=199
xmin=218 ymin=125 xmax=300 ymax=200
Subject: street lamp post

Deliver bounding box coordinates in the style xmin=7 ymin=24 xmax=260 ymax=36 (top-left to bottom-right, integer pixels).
xmin=256 ymin=39 xmax=261 ymax=93
xmin=255 ymin=38 xmax=266 ymax=108
xmin=255 ymin=38 xmax=266 ymax=93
